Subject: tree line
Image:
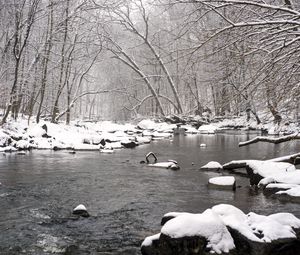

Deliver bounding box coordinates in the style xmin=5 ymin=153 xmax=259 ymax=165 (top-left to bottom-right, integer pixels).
xmin=0 ymin=0 xmax=299 ymax=124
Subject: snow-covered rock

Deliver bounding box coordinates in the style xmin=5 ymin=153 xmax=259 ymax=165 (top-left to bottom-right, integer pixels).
xmin=201 ymin=161 xmax=223 ymax=171
xmin=276 ymin=186 xmax=300 ymax=197
xmin=142 ymin=204 xmax=300 ymax=255
xmin=137 ymin=119 xmax=158 ymax=130
xmin=72 ymin=204 xmax=89 ymax=217
xmin=15 ymin=139 xmax=33 ymax=150
xmin=27 ymin=124 xmax=47 ymax=137
xmin=198 ymin=124 xmax=218 ymax=134
xmin=100 ymin=148 xmax=114 ymax=153
xmin=0 ymin=146 xmax=17 ymax=152
xmin=136 ymin=136 xmax=151 ymax=144
xmin=161 ymin=209 xmax=235 ymax=254
xmin=208 ymin=176 xmax=236 ymax=190
xmin=152 ymin=131 xmax=172 ymax=139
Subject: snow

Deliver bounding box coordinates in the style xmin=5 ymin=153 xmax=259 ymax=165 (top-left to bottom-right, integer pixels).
xmin=276 ymin=186 xmax=300 ymax=197
xmin=141 ymin=233 xmax=160 ymax=247
xmin=137 ymin=119 xmax=158 ymax=130
xmin=100 ymin=148 xmax=114 ymax=153
xmin=265 ymin=183 xmax=298 ymax=190
xmin=268 ymin=213 xmax=300 ymax=229
xmin=72 ymin=144 xmax=100 ymax=151
xmin=27 ymin=124 xmax=46 ymax=137
xmin=106 ymin=142 xmax=123 ymax=149
xmin=152 ymin=131 xmax=172 ymax=138
xmin=246 ymin=212 xmax=296 ymax=242
xmin=163 ymin=212 xmax=191 ymax=218
xmin=212 ymin=204 xmax=298 ymax=243
xmin=0 ymin=130 xmax=10 ymax=147
xmin=0 ymin=146 xmax=17 ymax=152
xmin=246 ymin=160 xmax=296 ymax=177
xmin=198 ymin=124 xmax=218 ymax=134
xmin=258 ymin=177 xmax=276 ymax=187
xmin=73 ymin=204 xmax=87 ymax=212
xmin=181 ymin=125 xmax=199 ymax=134
xmin=209 ymin=176 xmax=235 ymax=186
xmin=148 ymin=162 xmax=177 ymax=169
xmin=201 ymin=161 xmax=222 ymax=169
xmin=136 ymin=136 xmax=151 ymax=144
xmin=161 ymin=209 xmax=235 ymax=254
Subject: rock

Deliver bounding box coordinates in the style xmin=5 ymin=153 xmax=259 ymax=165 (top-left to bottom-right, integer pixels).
xmin=143 ymin=204 xmax=300 ymax=255
xmin=173 ymin=127 xmax=186 ymax=135
xmin=141 ymin=233 xmax=161 ymax=255
xmin=121 ymin=141 xmax=138 ymax=148
xmin=157 ymin=234 xmax=212 ymax=255
xmin=72 ymin=204 xmax=89 ymax=217
xmin=201 ymin=161 xmax=222 ymax=171
xmin=208 ymin=176 xmax=236 ymax=191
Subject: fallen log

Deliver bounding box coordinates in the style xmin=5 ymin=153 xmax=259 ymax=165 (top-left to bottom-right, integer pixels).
xmin=239 ymin=133 xmax=300 ymax=147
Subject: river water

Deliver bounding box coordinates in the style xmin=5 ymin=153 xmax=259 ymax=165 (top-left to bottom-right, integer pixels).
xmin=0 ymin=132 xmax=300 ymax=254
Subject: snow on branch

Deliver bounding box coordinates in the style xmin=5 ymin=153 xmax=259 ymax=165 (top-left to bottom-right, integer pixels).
xmin=239 ymin=133 xmax=300 ymax=147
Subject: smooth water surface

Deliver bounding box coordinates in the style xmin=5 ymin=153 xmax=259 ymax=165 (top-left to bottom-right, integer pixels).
xmin=0 ymin=133 xmax=300 ymax=254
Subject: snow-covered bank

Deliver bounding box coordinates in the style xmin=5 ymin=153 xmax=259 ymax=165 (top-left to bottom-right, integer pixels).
xmin=0 ymin=118 xmax=192 ymax=152
xmin=141 ymin=204 xmax=300 ymax=255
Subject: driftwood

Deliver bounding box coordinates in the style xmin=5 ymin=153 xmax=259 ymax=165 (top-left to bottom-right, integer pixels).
xmin=239 ymin=133 xmax=300 ymax=147
xmin=145 ymin=151 xmax=158 ymax=164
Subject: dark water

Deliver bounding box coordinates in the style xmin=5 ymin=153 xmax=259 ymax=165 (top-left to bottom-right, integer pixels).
xmin=0 ymin=132 xmax=300 ymax=254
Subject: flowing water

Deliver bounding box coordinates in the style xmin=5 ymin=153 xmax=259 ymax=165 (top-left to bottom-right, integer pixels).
xmin=0 ymin=132 xmax=300 ymax=254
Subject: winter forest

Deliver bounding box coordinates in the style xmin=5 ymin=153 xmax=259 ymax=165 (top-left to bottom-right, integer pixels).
xmin=2 ymin=1 xmax=300 ymax=255
xmin=1 ymin=0 xmax=299 ymax=124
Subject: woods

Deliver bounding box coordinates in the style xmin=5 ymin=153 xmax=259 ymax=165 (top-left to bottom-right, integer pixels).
xmin=0 ymin=0 xmax=299 ymax=124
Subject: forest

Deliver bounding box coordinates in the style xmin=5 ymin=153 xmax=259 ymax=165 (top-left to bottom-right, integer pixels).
xmin=0 ymin=0 xmax=299 ymax=124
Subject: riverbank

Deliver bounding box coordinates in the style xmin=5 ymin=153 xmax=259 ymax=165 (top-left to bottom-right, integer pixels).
xmin=0 ymin=115 xmax=299 ymax=152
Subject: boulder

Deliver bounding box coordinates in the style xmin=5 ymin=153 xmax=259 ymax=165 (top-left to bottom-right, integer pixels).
xmin=142 ymin=204 xmax=300 ymax=255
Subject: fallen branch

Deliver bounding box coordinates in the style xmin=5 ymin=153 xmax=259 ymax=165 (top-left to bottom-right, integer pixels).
xmin=239 ymin=133 xmax=300 ymax=147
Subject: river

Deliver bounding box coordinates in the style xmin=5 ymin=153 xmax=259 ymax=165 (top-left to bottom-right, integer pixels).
xmin=0 ymin=132 xmax=299 ymax=254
